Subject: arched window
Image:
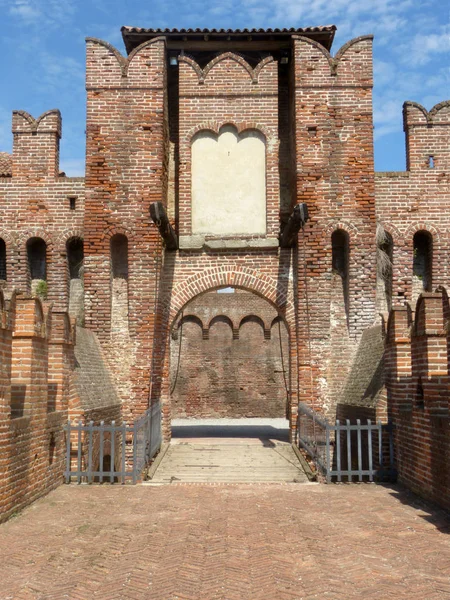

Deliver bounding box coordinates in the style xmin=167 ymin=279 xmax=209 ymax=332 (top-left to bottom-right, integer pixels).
xmin=111 ymin=234 xmax=128 ymax=280
xmin=110 ymin=234 xmax=129 ymax=332
xmin=413 ymin=231 xmax=432 ymax=301
xmin=27 ymin=237 xmax=47 ymax=298
xmin=332 ymin=229 xmax=349 ymax=320
xmin=67 ymin=238 xmax=84 ymax=279
xmin=0 ymin=238 xmax=6 ymax=281
xmin=27 ymin=237 xmax=47 ymax=280
xmin=67 ymin=238 xmax=84 ymax=323
xmin=376 ymin=226 xmax=393 ymax=312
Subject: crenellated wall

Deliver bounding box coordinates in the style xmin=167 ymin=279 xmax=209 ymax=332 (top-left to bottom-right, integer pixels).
xmin=0 ymin=25 xmax=448 ymax=455
xmin=0 ymin=290 xmax=75 ymax=522
xmin=385 ymin=287 xmax=450 ymax=510
xmin=83 ymin=37 xmax=168 ymax=419
xmin=292 ymin=35 xmax=377 ymax=416
xmin=0 ymin=110 xmax=84 ymax=313
xmin=375 ymin=101 xmax=450 ymax=308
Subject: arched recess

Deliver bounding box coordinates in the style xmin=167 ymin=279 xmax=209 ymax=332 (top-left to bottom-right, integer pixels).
xmin=191 ymin=125 xmax=266 ymax=236
xmin=167 ymin=283 xmax=293 ymax=423
xmin=412 ymin=230 xmax=433 ymax=304
xmin=239 ymin=315 xmax=265 ymax=335
xmin=376 ymin=225 xmax=393 ymax=313
xmin=110 ymin=234 xmax=129 ymax=333
xmin=0 ymin=238 xmax=6 ymax=282
xmin=27 ymin=237 xmax=47 ymax=299
xmin=208 ymin=314 xmax=235 ymax=335
xmin=331 ymin=229 xmax=350 ymax=323
xmin=66 ymin=237 xmax=84 ymax=324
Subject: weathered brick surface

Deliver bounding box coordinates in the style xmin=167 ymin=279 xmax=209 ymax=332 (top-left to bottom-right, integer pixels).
xmin=83 ymin=37 xmax=167 ymax=420
xmin=0 ymin=111 xmax=84 ymax=312
xmin=375 ymin=101 xmax=450 ymax=307
xmin=0 ymin=483 xmax=449 ymax=599
xmin=171 ymin=289 xmax=289 ymax=418
xmin=0 ymin=291 xmax=75 ymax=523
xmin=386 ymin=288 xmax=450 ymax=510
xmin=0 ymin=27 xmax=449 ymax=505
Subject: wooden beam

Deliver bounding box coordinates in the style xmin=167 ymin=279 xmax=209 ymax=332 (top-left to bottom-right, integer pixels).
xmin=150 ymin=202 xmax=178 ymax=250
xmin=280 ymin=203 xmax=309 ymax=248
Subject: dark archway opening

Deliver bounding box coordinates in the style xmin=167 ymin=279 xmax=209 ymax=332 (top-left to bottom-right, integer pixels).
xmin=413 ymin=231 xmax=432 ymax=303
xmin=169 ymin=287 xmax=290 ymax=441
xmin=67 ymin=237 xmax=84 ymax=323
xmin=27 ymin=237 xmax=47 ymax=298
xmin=0 ymin=238 xmax=6 ymax=282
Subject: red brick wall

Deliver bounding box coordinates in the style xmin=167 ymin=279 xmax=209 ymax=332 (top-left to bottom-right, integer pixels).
xmin=0 ymin=110 xmax=84 ymax=312
xmin=0 ymin=292 xmax=75 ymax=523
xmin=385 ymin=288 xmax=450 ymax=510
xmin=170 ymin=290 xmax=289 ymax=418
xmin=178 ymin=53 xmax=279 ymax=238
xmin=293 ymin=35 xmax=377 ymax=415
xmin=0 ymin=30 xmax=448 ymax=456
xmin=375 ymin=101 xmax=450 ymax=307
xmin=83 ymin=37 xmax=167 ymax=419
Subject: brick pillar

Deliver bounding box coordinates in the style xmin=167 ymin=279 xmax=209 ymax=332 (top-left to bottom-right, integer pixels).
xmin=293 ymin=35 xmax=376 ymax=417
xmin=0 ymin=291 xmax=13 ymax=517
xmin=48 ymin=312 xmax=75 ymax=412
xmin=84 ymin=37 xmax=167 ymax=418
xmin=11 ymin=110 xmax=61 ymax=181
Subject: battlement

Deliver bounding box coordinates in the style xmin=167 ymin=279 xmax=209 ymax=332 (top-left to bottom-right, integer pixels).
xmin=0 ymin=289 xmax=75 ymax=522
xmin=403 ymin=100 xmax=450 ymax=172
xmin=11 ymin=110 xmax=62 ymax=180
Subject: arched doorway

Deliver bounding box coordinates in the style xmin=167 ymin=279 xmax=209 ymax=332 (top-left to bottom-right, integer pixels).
xmin=170 ymin=287 xmax=290 ymax=420
xmin=149 ymin=286 xmax=307 ymax=482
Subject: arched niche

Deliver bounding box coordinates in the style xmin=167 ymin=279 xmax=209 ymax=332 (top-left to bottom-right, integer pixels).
xmin=191 ymin=125 xmax=266 ymax=236
xmin=66 ymin=237 xmax=84 ymax=324
xmin=413 ymin=231 xmax=432 ymax=303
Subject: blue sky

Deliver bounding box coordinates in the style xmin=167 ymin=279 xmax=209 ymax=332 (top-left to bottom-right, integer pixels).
xmin=0 ymin=0 xmax=448 ymax=175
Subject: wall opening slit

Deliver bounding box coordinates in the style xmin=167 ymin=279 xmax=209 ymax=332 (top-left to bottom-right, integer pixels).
xmin=0 ymin=238 xmax=6 ymax=282
xmin=67 ymin=237 xmax=84 ymax=324
xmin=331 ymin=229 xmax=350 ymax=325
xmin=413 ymin=230 xmax=432 ymax=303
xmin=27 ymin=237 xmax=47 ymax=299
xmin=110 ymin=234 xmax=129 ymax=333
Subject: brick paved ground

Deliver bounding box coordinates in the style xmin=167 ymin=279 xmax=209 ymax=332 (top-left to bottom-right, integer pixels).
xmin=0 ymin=483 xmax=449 ymax=599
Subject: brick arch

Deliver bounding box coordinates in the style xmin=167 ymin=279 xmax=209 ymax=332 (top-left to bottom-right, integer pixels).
xmin=186 ymin=120 xmax=273 ymax=145
xmin=0 ymin=230 xmax=15 ymax=247
xmin=18 ymin=229 xmax=54 ymax=249
xmin=376 ymin=221 xmax=402 ymax=245
xmin=178 ymin=314 xmax=204 ymax=330
xmin=202 ymin=52 xmax=254 ymax=83
xmin=99 ymin=226 xmax=135 ymax=250
xmin=208 ymin=314 xmax=235 ymax=333
xmin=239 ymin=314 xmax=266 ymax=333
xmin=324 ymin=220 xmax=360 ymax=240
xmin=405 ymin=223 xmax=441 ymax=245
xmin=55 ymin=229 xmax=84 ymax=253
xmin=167 ymin=267 xmax=295 ymax=334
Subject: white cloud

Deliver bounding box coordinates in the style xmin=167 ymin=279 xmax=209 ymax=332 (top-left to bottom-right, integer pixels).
xmin=9 ymin=0 xmax=41 ymax=21
xmin=5 ymin=0 xmax=76 ymax=28
xmin=402 ymin=27 xmax=450 ymax=65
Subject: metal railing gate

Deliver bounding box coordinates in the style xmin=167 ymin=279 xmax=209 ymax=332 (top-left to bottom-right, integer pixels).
xmin=297 ymin=402 xmax=395 ymax=483
xmin=64 ymin=401 xmax=162 ymax=484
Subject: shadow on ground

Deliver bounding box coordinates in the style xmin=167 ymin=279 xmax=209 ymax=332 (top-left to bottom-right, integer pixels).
xmin=172 ymin=424 xmax=290 ymax=443
xmin=383 ymin=483 xmax=450 ymax=534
